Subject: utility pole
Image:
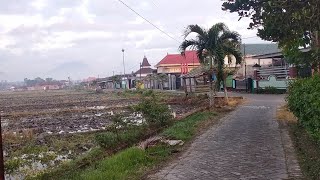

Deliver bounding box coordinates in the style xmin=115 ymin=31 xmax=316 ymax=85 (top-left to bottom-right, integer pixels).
xmin=0 ymin=114 xmax=5 ymax=180
xmin=122 ymin=49 xmax=126 ymax=89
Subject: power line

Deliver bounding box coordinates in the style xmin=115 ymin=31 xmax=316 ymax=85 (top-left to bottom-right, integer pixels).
xmin=117 ymin=0 xmax=180 ymax=43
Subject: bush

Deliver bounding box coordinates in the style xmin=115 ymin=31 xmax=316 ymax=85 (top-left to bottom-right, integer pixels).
xmin=287 ymin=75 xmax=320 ymax=140
xmin=134 ymin=92 xmax=172 ymax=128
xmin=95 ymin=132 xmax=118 ymax=149
xmin=95 ymin=129 xmax=144 ymax=149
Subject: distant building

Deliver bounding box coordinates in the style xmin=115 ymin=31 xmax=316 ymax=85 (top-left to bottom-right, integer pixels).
xmin=155 ymin=51 xmax=201 ymax=90
xmin=83 ymin=77 xmax=97 ymax=83
xmin=27 ymin=82 xmax=63 ymax=91
xmin=234 ymin=44 xmax=280 ymax=79
xmin=156 ymin=51 xmax=201 ymax=75
xmin=134 ymin=56 xmax=155 ymax=78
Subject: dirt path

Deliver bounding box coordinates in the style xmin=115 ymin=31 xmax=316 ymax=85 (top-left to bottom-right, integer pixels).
xmin=149 ymin=94 xmax=302 ymax=180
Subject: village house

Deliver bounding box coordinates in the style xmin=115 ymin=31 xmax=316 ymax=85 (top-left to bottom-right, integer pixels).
xmin=155 ymin=51 xmax=201 ymax=90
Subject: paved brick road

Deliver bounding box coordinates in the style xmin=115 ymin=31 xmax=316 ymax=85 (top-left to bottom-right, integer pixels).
xmin=149 ymin=94 xmax=301 ymax=180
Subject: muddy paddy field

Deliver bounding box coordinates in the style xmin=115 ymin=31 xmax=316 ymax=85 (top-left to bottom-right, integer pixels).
xmin=0 ymin=90 xmax=201 ymax=179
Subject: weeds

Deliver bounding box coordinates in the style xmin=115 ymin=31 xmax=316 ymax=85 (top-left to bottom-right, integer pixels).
xmin=134 ymin=90 xmax=172 ymax=128
xmin=162 ymin=111 xmax=216 ymax=141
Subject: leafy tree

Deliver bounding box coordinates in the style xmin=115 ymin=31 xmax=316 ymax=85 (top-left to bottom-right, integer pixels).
xmin=45 ymin=78 xmax=53 ymax=82
xmin=34 ymin=77 xmax=45 ymax=83
xmin=222 ymin=0 xmax=320 ymax=73
xmin=179 ymin=23 xmax=242 ymax=102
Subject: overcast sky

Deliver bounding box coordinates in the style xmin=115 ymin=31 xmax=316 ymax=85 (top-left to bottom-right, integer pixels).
xmin=0 ymin=0 xmax=271 ymax=81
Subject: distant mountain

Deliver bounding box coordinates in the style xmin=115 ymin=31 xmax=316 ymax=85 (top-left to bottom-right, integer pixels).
xmin=46 ymin=61 xmax=90 ymax=80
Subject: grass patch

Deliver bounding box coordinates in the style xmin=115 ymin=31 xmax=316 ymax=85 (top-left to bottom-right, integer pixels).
xmin=162 ymin=111 xmax=216 ymax=141
xmin=63 ymin=147 xmax=153 ymax=180
xmin=277 ymin=106 xmax=298 ymax=123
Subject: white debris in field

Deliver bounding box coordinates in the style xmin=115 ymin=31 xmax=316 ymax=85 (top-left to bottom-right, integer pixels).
xmin=58 ymin=130 xmax=65 ymax=134
xmin=95 ymin=113 xmax=103 ymax=117
xmin=7 ymin=151 xmax=72 ymax=180
xmin=172 ymin=112 xmax=176 ymax=118
xmin=162 ymin=140 xmax=184 ymax=146
xmin=120 ymin=112 xmax=145 ymax=126
xmin=87 ymin=106 xmax=106 ymax=110
xmin=1 ymin=118 xmax=9 ymax=127
xmin=89 ymin=128 xmax=99 ymax=131
xmin=107 ymin=111 xmax=114 ymax=115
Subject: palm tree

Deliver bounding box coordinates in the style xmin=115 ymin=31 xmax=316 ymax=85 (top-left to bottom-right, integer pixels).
xmin=180 ymin=23 xmax=242 ymax=102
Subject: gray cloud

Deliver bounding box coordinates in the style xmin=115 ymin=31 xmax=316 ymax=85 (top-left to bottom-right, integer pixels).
xmin=0 ymin=0 xmax=270 ymax=81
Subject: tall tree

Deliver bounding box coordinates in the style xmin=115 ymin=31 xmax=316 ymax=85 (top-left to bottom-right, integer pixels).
xmin=222 ymin=0 xmax=320 ymax=73
xmin=180 ymin=23 xmax=242 ymax=102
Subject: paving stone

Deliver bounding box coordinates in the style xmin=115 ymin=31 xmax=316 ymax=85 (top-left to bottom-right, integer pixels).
xmin=148 ymin=94 xmax=302 ymax=180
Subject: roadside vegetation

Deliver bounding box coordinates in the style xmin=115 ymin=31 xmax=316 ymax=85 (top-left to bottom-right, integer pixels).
xmin=28 ymin=89 xmax=236 ymax=180
xmin=287 ymin=75 xmax=320 ymax=141
xmin=223 ymin=1 xmax=320 ymax=178
xmin=1 ymin=89 xmax=205 ymax=178
xmin=41 ymin=111 xmax=217 ymax=180
xmin=277 ymin=75 xmax=320 ymax=179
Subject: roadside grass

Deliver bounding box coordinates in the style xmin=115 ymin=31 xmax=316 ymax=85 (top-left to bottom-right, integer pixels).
xmin=31 ymin=111 xmax=217 ymax=180
xmin=276 ymin=105 xmax=298 ymax=123
xmin=162 ymin=111 xmax=216 ymax=141
xmin=277 ymin=106 xmax=320 ymax=180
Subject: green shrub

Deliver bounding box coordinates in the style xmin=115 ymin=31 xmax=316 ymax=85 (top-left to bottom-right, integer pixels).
xmin=287 ymin=75 xmax=320 ymax=140
xmin=134 ymin=92 xmax=172 ymax=128
xmin=95 ymin=128 xmax=144 ymax=149
xmin=95 ymin=132 xmax=118 ymax=149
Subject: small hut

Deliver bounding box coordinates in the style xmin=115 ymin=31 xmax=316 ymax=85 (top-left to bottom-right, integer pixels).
xmin=181 ymin=66 xmax=216 ymax=95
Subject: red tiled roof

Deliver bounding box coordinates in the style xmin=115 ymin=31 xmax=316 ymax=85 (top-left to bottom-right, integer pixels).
xmin=156 ymin=51 xmax=200 ymax=66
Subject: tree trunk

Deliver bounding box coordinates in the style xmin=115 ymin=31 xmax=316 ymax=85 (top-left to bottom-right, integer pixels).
xmin=223 ymin=76 xmax=229 ymax=102
xmin=209 ymin=75 xmax=213 ymax=106
xmin=209 ymin=56 xmax=214 ymax=107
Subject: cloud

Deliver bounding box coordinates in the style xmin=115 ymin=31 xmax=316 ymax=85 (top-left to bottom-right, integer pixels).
xmin=0 ymin=0 xmax=271 ymax=81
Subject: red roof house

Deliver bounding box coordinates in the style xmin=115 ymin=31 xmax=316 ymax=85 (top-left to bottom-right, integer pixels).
xmin=156 ymin=51 xmax=201 ymax=74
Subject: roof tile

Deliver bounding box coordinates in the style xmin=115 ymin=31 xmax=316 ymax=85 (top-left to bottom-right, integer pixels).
xmin=156 ymin=51 xmax=200 ymax=66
